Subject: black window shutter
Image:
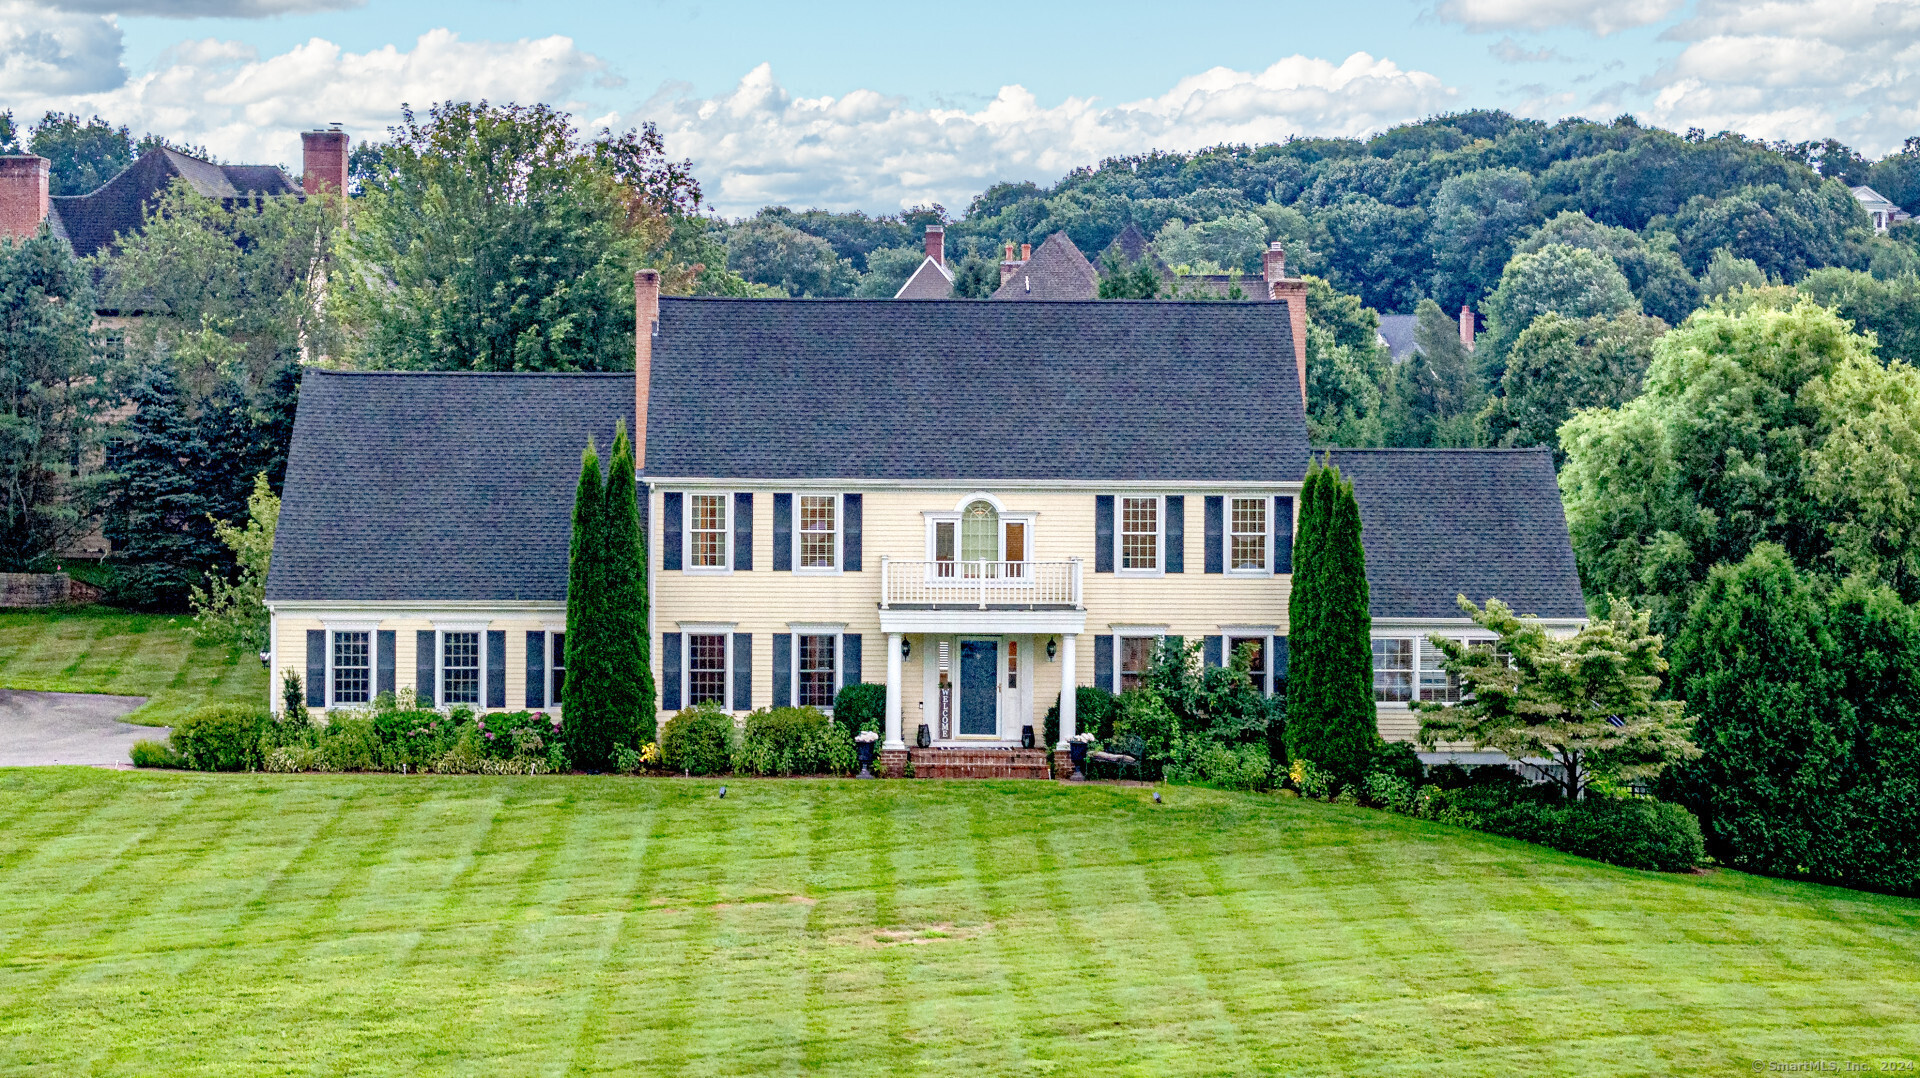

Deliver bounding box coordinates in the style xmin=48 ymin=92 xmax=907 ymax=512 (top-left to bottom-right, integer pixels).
xmin=1204 ymin=635 xmax=1223 ymax=668
xmin=417 ymin=630 xmax=436 ymax=705
xmin=486 ymin=630 xmax=506 ymax=709
xmin=733 ymin=633 xmax=752 ymax=710
xmin=1204 ymin=496 xmax=1224 ymax=574
xmin=662 ymin=491 xmax=683 ymax=571
xmin=1094 ymin=634 xmax=1114 ymax=693
xmin=1094 ymin=495 xmax=1114 ymax=573
xmin=1165 ymin=496 xmax=1185 ymax=573
xmin=305 ymin=630 xmax=325 ymax=707
xmin=377 ymin=630 xmax=396 ymax=697
xmin=734 ymin=493 xmax=753 ymax=571
xmin=661 ymin=632 xmax=682 ymax=710
xmin=1275 ymin=495 xmax=1294 ymax=574
xmin=1274 ymin=636 xmax=1290 ymax=682
xmin=843 ymin=633 xmax=861 ymax=687
xmin=773 ymin=494 xmax=793 ymax=571
xmin=843 ymin=493 xmax=862 ymax=571
xmin=773 ymin=633 xmax=791 ymax=706
xmin=526 ymin=631 xmax=547 ymax=708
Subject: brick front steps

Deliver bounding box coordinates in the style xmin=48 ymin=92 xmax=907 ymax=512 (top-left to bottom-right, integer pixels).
xmin=906 ymin=746 xmax=1052 ymax=780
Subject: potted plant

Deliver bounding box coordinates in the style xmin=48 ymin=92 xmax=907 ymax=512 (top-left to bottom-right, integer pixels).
xmin=854 ymin=730 xmax=880 ymax=778
xmin=1068 ymin=732 xmax=1095 ymax=781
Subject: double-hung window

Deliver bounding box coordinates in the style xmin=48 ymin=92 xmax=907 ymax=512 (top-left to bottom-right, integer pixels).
xmin=1372 ymin=638 xmax=1414 ymax=703
xmin=799 ymin=495 xmax=837 ymax=570
xmin=1120 ymin=496 xmax=1160 ymax=571
xmin=687 ymin=634 xmax=728 ymax=706
xmin=443 ymin=632 xmax=481 ymax=705
xmin=1420 ymin=638 xmax=1468 ymax=703
xmin=1227 ymin=635 xmax=1268 ymax=694
xmin=550 ymin=632 xmax=567 ymax=705
xmin=1229 ymin=497 xmax=1268 ymax=572
xmin=798 ymin=634 xmax=837 ymax=707
xmin=1119 ymin=636 xmax=1156 ymax=693
xmin=688 ymin=493 xmax=728 ymax=569
xmin=332 ymin=631 xmax=371 ymax=705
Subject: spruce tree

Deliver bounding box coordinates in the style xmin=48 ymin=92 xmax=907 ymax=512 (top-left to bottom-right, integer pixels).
xmin=601 ymin=423 xmax=656 ymax=753
xmin=1287 ymin=458 xmax=1384 ymax=781
xmin=563 ymin=438 xmax=607 ymax=765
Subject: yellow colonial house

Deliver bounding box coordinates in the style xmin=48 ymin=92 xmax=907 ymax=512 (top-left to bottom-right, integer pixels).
xmin=265 ymin=264 xmax=1585 ymax=777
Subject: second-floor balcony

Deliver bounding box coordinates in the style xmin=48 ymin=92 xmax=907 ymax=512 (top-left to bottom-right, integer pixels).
xmin=879 ymin=557 xmax=1083 ymax=610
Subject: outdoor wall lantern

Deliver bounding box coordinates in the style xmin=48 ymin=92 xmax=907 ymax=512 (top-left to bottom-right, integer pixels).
xmin=902 ymin=638 xmax=912 ymax=659
xmin=1046 ymin=636 xmax=1058 ymax=662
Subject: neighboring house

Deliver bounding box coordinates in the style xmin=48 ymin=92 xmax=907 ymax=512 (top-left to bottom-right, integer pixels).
xmin=1374 ymin=307 xmax=1475 ymax=364
xmin=991 ymin=231 xmax=1100 ymax=299
xmin=265 ymin=274 xmax=1586 ymax=775
xmin=1852 ymin=185 xmax=1911 ymax=234
xmin=0 ymin=128 xmax=348 ymax=259
xmin=893 ymin=225 xmax=954 ymax=299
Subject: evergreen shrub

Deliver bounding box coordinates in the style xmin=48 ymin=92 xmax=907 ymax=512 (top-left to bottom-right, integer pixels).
xmin=831 ymin=683 xmax=886 ymax=739
xmin=1044 ymin=686 xmax=1119 ymax=748
xmin=169 ymin=705 xmax=270 ymax=771
xmin=660 ymin=704 xmax=735 ymax=775
xmin=1286 ymin=459 xmax=1384 ymax=782
xmin=734 ymin=706 xmax=855 ymax=776
xmin=129 ymin=739 xmax=184 ymax=768
xmin=1478 ymin=799 xmax=1706 ymax=872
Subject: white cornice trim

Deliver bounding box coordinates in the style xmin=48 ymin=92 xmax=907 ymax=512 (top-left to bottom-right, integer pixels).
xmin=268 ymin=600 xmax=566 ymax=619
xmin=646 ymin=477 xmax=1305 ymax=494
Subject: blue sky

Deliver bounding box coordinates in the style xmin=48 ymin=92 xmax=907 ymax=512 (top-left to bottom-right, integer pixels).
xmin=5 ymin=0 xmax=1916 ymax=214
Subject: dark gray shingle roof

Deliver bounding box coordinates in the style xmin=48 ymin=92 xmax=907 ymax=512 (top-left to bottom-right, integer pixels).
xmin=1326 ymin=448 xmax=1586 ymax=620
xmin=48 ymin=147 xmax=299 ymax=258
xmin=647 ymin=296 xmax=1309 ymax=481
xmin=1375 ymin=314 xmax=1418 ymax=363
xmin=991 ymin=231 xmax=1098 ymax=300
xmin=893 ymin=257 xmax=953 ymax=298
xmin=265 ymin=371 xmax=632 ymax=602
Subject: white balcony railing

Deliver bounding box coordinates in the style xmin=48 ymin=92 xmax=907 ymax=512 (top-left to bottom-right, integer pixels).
xmin=879 ymin=557 xmax=1083 ymax=609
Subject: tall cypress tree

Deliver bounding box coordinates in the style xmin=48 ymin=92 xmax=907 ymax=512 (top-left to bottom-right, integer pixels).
xmin=601 ymin=423 xmax=655 ymax=753
xmin=1287 ymin=457 xmax=1384 ymax=781
xmin=563 ymin=438 xmax=607 ymax=764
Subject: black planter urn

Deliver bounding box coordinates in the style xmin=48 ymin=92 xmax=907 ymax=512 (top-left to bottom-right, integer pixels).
xmin=1067 ymin=740 xmax=1087 ymax=780
xmin=855 ymin=739 xmax=876 ymax=779
xmin=1021 ymin=725 xmax=1035 ymax=749
xmin=916 ymin=723 xmax=931 ymax=748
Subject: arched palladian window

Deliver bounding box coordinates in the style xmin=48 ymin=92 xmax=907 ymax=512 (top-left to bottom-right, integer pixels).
xmin=961 ymin=500 xmax=1000 ymax=563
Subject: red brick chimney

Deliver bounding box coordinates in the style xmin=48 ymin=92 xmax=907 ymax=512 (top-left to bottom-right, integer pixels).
xmin=1264 ymin=247 xmax=1309 ymax=411
xmin=1459 ymin=305 xmax=1475 ymax=352
xmin=1263 ymin=242 xmax=1287 ymax=288
xmin=634 ymin=269 xmax=660 ymax=471
xmin=1000 ymin=242 xmax=1020 ymax=286
xmin=1020 ymin=242 xmax=1032 ymax=261
xmin=0 ymin=156 xmax=51 ymax=242
xmin=924 ymin=224 xmax=944 ymax=267
xmin=301 ymin=128 xmax=349 ymax=197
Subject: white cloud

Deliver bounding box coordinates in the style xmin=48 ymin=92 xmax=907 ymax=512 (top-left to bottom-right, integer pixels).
xmin=635 ymin=55 xmax=1458 ymax=215
xmin=1434 ymin=0 xmax=1684 ymax=36
xmin=52 ymin=0 xmax=363 ymax=14
xmin=1490 ymin=37 xmax=1560 ymax=63
xmin=5 ymin=27 xmax=610 ymax=167
xmin=0 ymin=1 xmax=123 ymax=94
xmin=1644 ymin=0 xmax=1920 ymax=153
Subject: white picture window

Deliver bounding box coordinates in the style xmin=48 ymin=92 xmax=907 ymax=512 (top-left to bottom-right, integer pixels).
xmin=1230 ymin=497 xmax=1268 ymax=572
xmin=799 ymin=495 xmax=837 ymax=570
xmin=1120 ymin=496 xmax=1159 ymax=571
xmin=1372 ymin=638 xmax=1413 ymax=703
xmin=688 ymin=634 xmax=728 ymax=707
xmin=798 ymin=634 xmax=838 ymax=708
xmin=332 ymin=631 xmax=370 ymax=705
xmin=443 ymin=632 xmax=481 ymax=705
xmin=688 ymin=494 xmax=728 ymax=569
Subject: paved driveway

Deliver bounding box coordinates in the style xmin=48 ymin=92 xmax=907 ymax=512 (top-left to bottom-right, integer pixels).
xmin=0 ymin=689 xmax=157 ymax=767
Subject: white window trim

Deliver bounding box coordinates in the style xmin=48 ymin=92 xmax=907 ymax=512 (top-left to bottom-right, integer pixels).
xmin=1116 ymin=494 xmax=1165 ymax=577
xmin=923 ymin=506 xmax=1039 ymax=582
xmin=1221 ymin=629 xmax=1277 ymax=695
xmin=1369 ymin=631 xmax=1500 ymax=709
xmin=788 ymin=627 xmax=845 ymax=711
xmin=1224 ymin=493 xmax=1274 ymax=577
xmin=437 ymin=627 xmax=488 ymax=710
xmin=1112 ymin=627 xmax=1166 ymax=692
xmin=545 ymin=629 xmax=566 ymax=711
xmin=326 ymin=627 xmax=375 ymax=708
xmin=682 ymin=491 xmax=735 ymax=575
xmin=681 ymin=625 xmax=736 ymax=712
xmin=794 ymin=493 xmax=843 ymax=576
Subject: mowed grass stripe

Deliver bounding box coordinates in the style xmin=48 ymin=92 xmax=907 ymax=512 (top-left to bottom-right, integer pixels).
xmin=0 ymin=608 xmax=264 ymax=725
xmin=2 ymin=771 xmax=1918 ymax=1076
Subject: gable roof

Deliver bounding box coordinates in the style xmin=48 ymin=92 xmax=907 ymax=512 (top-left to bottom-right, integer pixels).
xmin=893 ymin=256 xmax=953 ymax=299
xmin=1852 ymin=185 xmax=1897 ymax=210
xmin=264 ymin=371 xmax=632 ymax=603
xmin=1101 ymin=222 xmax=1155 ymax=267
xmin=1325 ymin=448 xmax=1586 ymax=621
xmin=1375 ymin=314 xmax=1418 ymax=363
xmin=48 ymin=147 xmax=300 ymax=258
xmin=991 ymin=231 xmax=1099 ymax=300
xmin=648 ymin=297 xmax=1309 ymax=481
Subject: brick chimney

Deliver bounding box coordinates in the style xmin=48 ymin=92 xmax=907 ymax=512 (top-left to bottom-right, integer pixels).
xmin=1000 ymin=241 xmax=1020 ymax=286
xmin=924 ymin=224 xmax=944 ymax=266
xmin=1265 ymin=251 xmax=1309 ymax=412
xmin=634 ymin=269 xmax=660 ymax=471
xmin=0 ymin=156 xmax=51 ymax=242
xmin=300 ymin=128 xmax=349 ymax=197
xmin=1459 ymin=305 xmax=1475 ymax=352
xmin=1263 ymin=242 xmax=1287 ymax=288
xmin=1020 ymin=242 xmax=1032 ymax=261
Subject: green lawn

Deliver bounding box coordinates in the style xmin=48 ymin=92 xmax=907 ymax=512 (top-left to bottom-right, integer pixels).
xmin=0 ymin=607 xmax=265 ymax=725
xmin=1 ymin=772 xmax=1915 ymax=1076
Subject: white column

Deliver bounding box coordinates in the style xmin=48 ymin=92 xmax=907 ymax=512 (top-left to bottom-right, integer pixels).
xmin=1057 ymin=633 xmax=1078 ymax=748
xmin=884 ymin=632 xmax=905 ymax=750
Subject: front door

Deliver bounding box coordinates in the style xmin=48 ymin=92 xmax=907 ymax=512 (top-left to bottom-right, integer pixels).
xmin=958 ymin=639 xmax=999 ymax=737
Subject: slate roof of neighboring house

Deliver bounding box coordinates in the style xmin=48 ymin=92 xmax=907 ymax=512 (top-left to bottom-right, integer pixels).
xmin=265 ymin=371 xmax=633 ymax=603
xmin=48 ymin=147 xmax=300 ymax=259
xmin=893 ymin=256 xmax=953 ymax=298
xmin=647 ymin=297 xmax=1310 ymax=481
xmin=1376 ymin=314 xmax=1419 ymax=363
xmin=1325 ymin=448 xmax=1587 ymax=621
xmin=991 ymin=231 xmax=1099 ymax=300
